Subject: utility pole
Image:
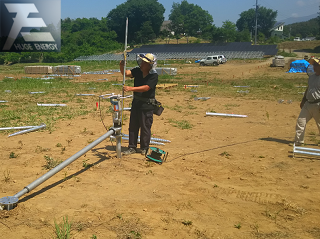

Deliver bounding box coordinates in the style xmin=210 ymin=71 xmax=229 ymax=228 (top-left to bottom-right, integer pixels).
xmin=254 ymin=0 xmax=258 ymax=45
xmin=289 ymin=26 xmax=291 ymax=39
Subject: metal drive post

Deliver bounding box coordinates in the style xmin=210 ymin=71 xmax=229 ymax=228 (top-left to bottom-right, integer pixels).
xmin=8 ymin=124 xmax=46 ymax=137
xmin=13 ymin=128 xmax=120 ymax=199
xmin=121 ymin=17 xmax=128 ymax=134
xmin=206 ymin=112 xmax=248 ymax=118
xmin=0 ymin=126 xmax=38 ymax=131
xmin=116 ymin=135 xmax=122 ymax=158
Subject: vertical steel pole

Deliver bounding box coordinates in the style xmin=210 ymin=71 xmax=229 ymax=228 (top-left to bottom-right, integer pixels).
xmin=122 ymin=18 xmax=128 ymax=104
xmin=118 ymin=17 xmax=129 ymax=159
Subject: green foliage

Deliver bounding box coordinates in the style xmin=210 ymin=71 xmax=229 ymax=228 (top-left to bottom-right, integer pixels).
xmin=277 ymin=51 xmax=297 ymax=57
xmin=107 ymin=0 xmax=165 ymax=44
xmin=168 ymin=119 xmax=193 ymax=129
xmin=234 ymin=223 xmax=241 ymax=229
xmin=258 ymin=32 xmax=266 ymax=43
xmin=128 ymin=230 xmax=141 ymax=239
xmin=54 ymin=216 xmax=72 ymax=239
xmin=182 ymin=220 xmax=193 ymax=226
xmin=3 ymin=170 xmax=11 ymax=183
xmin=169 ymin=0 xmax=213 ymax=37
xmin=283 ymin=18 xmax=319 ymax=39
xmin=266 ymin=36 xmax=282 ymax=44
xmin=136 ymin=21 xmax=156 ymax=44
xmin=43 ymin=155 xmax=62 ymax=170
xmin=9 ymin=152 xmax=17 ymax=158
xmin=236 ymin=6 xmax=277 ymax=38
xmin=221 ymin=20 xmax=237 ymax=42
xmin=236 ymin=29 xmax=251 ymax=42
xmin=0 ymin=17 xmax=122 ymax=64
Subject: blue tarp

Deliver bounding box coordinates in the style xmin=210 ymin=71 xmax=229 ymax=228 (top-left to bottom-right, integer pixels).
xmin=287 ymin=59 xmax=310 ymax=73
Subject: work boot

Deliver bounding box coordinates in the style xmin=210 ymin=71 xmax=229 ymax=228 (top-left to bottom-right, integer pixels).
xmin=122 ymin=148 xmax=136 ymax=155
xmin=141 ymin=149 xmax=148 ymax=156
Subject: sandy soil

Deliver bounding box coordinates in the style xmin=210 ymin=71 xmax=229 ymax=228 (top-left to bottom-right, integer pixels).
xmin=1 ymin=58 xmax=320 ymax=239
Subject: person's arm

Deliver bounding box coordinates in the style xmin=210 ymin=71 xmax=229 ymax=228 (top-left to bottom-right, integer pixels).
xmin=123 ymin=85 xmax=150 ymax=92
xmin=300 ymin=87 xmax=308 ymax=109
xmin=119 ymin=60 xmax=133 ymax=77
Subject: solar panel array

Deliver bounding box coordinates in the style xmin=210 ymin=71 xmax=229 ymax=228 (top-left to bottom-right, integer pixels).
xmin=74 ymin=42 xmax=277 ymax=61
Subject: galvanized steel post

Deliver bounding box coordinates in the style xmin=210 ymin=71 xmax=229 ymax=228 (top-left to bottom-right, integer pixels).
xmin=13 ymin=128 xmax=120 ymax=199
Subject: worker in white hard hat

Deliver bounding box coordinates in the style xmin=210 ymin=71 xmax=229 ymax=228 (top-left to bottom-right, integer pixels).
xmin=119 ymin=53 xmax=158 ymax=155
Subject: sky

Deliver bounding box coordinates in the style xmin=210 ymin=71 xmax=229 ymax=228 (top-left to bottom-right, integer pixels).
xmin=61 ymin=0 xmax=320 ymax=27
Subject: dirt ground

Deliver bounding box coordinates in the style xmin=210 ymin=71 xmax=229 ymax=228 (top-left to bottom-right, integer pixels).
xmin=1 ymin=58 xmax=320 ymax=239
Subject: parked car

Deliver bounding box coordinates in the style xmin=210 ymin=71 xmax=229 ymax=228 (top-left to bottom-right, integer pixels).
xmin=217 ymin=55 xmax=227 ymax=64
xmin=199 ymin=56 xmax=219 ymax=66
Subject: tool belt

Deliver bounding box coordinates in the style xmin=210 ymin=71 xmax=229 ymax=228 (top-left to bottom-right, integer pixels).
xmin=134 ymin=94 xmax=164 ymax=116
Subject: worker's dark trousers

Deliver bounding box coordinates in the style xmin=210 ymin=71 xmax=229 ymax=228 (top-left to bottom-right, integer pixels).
xmin=128 ymin=108 xmax=153 ymax=150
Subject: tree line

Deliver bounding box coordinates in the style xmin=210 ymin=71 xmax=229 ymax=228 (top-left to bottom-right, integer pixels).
xmin=0 ymin=0 xmax=319 ymax=64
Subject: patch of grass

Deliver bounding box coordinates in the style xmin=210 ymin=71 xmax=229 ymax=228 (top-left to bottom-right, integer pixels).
xmin=265 ymin=110 xmax=270 ymax=120
xmin=35 ymin=145 xmax=51 ymax=153
xmin=54 ymin=216 xmax=72 ymax=239
xmin=110 ymin=215 xmax=147 ymax=239
xmin=224 ymin=104 xmax=240 ymax=110
xmin=9 ymin=152 xmax=17 ymax=158
xmin=146 ymin=170 xmax=154 ymax=175
xmin=61 ymin=146 xmax=66 ymax=154
xmin=63 ymin=171 xmax=68 ymax=181
xmin=187 ymin=104 xmax=197 ymax=110
xmin=128 ymin=231 xmax=141 ymax=238
xmin=168 ymin=119 xmax=193 ymax=129
xmin=182 ymin=220 xmax=193 ymax=226
xmin=76 ymin=98 xmax=85 ymax=103
xmin=207 ymin=109 xmax=216 ymax=113
xmin=277 ymin=50 xmax=297 ymax=57
xmin=219 ymin=151 xmax=231 ymax=157
xmin=0 ymin=77 xmax=97 ymax=131
xmin=234 ymin=223 xmax=241 ymax=229
xmin=265 ymin=208 xmax=283 ymax=223
xmin=145 ymin=161 xmax=155 ymax=168
xmin=3 ymin=170 xmax=11 ymax=183
xmin=82 ymin=159 xmax=93 ymax=168
xmin=166 ymin=104 xmax=183 ymax=113
xmin=42 ymin=155 xmax=62 ymax=170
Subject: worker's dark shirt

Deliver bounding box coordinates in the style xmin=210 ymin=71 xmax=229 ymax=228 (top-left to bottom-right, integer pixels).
xmin=131 ymin=67 xmax=158 ymax=111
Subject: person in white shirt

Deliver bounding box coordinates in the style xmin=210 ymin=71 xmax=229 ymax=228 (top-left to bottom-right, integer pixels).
xmin=294 ymin=58 xmax=320 ymax=145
